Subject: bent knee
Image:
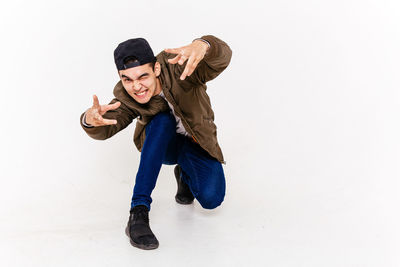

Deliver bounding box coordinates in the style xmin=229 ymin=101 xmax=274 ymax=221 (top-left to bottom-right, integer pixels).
xmin=197 ymin=191 xmax=225 ymax=210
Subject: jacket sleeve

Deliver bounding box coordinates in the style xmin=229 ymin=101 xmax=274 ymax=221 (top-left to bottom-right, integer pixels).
xmin=167 ymin=35 xmax=232 ymax=85
xmin=79 ymin=98 xmax=137 ymax=140
xmin=194 ymin=35 xmax=232 ymax=84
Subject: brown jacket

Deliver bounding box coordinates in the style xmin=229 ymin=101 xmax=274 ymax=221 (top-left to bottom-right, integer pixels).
xmin=80 ymin=35 xmax=232 ymax=163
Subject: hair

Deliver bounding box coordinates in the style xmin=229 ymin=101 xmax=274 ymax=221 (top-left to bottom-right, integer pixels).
xmin=123 ymin=56 xmax=156 ymax=70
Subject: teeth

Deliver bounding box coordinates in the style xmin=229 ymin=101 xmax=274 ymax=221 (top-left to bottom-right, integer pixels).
xmin=136 ymin=90 xmax=146 ymax=96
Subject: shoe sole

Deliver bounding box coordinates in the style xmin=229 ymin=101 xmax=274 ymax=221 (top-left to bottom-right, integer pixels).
xmin=175 ymin=196 xmax=194 ymax=205
xmin=125 ymin=225 xmax=159 ymax=250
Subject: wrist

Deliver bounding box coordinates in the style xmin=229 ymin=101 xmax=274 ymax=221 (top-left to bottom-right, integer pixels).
xmin=82 ymin=111 xmax=94 ymax=128
xmin=193 ymin=38 xmax=210 ymax=54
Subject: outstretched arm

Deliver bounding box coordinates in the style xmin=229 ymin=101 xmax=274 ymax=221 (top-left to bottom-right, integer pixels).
xmin=80 ymin=95 xmax=136 ymax=140
xmin=164 ymin=35 xmax=232 ymax=84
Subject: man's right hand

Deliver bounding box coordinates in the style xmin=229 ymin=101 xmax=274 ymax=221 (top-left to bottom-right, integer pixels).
xmin=84 ymin=95 xmax=121 ymax=126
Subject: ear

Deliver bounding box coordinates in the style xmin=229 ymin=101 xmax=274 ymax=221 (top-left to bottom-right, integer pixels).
xmin=154 ymin=62 xmax=161 ymax=77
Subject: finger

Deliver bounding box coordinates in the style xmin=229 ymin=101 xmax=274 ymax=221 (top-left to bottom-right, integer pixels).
xmin=180 ymin=56 xmax=195 ymax=80
xmin=100 ymin=118 xmax=118 ymax=125
xmin=102 ymin=101 xmax=121 ymax=112
xmin=92 ymin=95 xmax=100 ymax=109
xmin=164 ymin=48 xmax=182 ymax=54
xmin=168 ymin=54 xmax=181 ymax=64
xmin=187 ymin=58 xmax=201 ymax=76
xmin=178 ymin=55 xmax=187 ymax=65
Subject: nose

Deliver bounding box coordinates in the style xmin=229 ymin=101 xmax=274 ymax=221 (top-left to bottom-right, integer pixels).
xmin=133 ymin=80 xmax=142 ymax=91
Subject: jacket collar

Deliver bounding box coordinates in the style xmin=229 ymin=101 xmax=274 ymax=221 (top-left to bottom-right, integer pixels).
xmin=156 ymin=54 xmax=171 ymax=92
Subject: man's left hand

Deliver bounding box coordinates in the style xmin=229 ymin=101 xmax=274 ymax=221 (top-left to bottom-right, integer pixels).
xmin=164 ymin=40 xmax=209 ymax=80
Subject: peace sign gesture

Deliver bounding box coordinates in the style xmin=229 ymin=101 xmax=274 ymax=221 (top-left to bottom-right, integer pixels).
xmin=84 ymin=95 xmax=121 ymax=126
xmin=164 ymin=39 xmax=209 ymax=80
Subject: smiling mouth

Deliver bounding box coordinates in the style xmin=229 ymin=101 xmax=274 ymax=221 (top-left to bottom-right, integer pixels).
xmin=134 ymin=89 xmax=149 ymax=97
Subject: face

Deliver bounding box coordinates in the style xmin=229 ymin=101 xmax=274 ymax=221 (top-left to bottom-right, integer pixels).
xmin=118 ymin=62 xmax=161 ymax=104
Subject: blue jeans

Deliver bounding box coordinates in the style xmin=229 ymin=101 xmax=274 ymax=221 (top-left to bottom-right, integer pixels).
xmin=131 ymin=112 xmax=226 ymax=211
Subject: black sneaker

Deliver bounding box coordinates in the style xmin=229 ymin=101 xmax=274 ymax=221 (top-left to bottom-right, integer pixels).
xmin=125 ymin=205 xmax=159 ymax=250
xmin=174 ymin=165 xmax=195 ymax=205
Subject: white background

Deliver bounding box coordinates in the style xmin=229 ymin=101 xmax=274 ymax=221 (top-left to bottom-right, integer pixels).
xmin=0 ymin=0 xmax=399 ymax=266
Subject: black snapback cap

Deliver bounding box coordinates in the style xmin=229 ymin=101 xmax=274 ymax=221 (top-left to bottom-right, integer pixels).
xmin=114 ymin=38 xmax=156 ymax=70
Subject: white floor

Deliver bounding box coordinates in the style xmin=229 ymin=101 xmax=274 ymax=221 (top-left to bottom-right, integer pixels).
xmin=1 ymin=155 xmax=399 ymax=267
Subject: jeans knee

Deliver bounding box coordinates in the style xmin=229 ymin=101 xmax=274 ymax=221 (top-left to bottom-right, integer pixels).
xmin=197 ymin=190 xmax=225 ymax=210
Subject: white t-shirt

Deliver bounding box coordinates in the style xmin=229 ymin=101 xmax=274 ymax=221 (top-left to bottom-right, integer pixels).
xmin=158 ymin=90 xmax=189 ymax=136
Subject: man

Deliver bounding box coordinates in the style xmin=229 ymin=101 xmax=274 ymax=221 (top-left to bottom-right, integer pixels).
xmin=80 ymin=35 xmax=232 ymax=250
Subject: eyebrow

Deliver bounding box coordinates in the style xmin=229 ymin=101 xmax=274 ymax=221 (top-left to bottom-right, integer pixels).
xmin=121 ymin=73 xmax=149 ymax=80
